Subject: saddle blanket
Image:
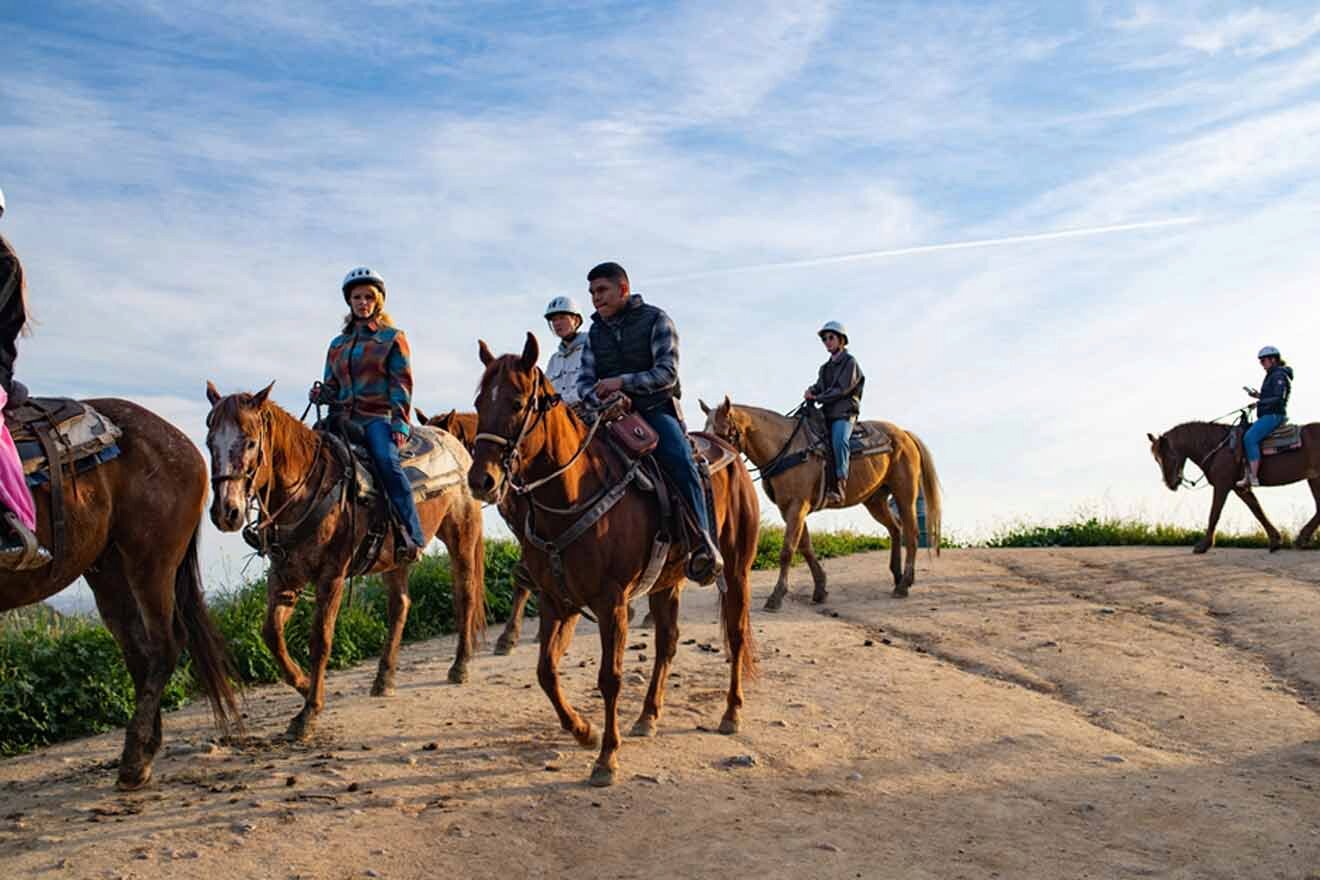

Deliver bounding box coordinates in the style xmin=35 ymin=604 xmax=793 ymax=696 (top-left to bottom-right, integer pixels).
xmin=689 ymin=431 xmax=738 ymax=474
xmin=846 ymin=421 xmax=893 ymax=456
xmin=1262 ymin=422 xmax=1303 ymax=456
xmin=348 ymin=424 xmax=469 ymax=503
xmin=5 ymin=398 xmax=122 ymax=488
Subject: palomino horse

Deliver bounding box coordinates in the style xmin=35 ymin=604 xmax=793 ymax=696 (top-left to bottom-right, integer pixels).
xmin=467 ymin=335 xmax=759 ymax=787
xmin=701 ymin=397 xmax=942 ymax=607
xmin=205 ymin=382 xmax=486 ymax=740
xmin=1147 ymin=420 xmax=1320 ymax=551
xmin=0 ymin=398 xmax=240 ymax=789
xmin=418 ymin=407 xmax=535 ymax=655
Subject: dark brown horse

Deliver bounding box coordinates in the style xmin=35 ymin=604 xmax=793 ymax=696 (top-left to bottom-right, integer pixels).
xmin=467 ymin=334 xmax=759 ymax=787
xmin=1148 ymin=420 xmax=1320 ymax=551
xmin=0 ymin=399 xmax=240 ymax=789
xmin=417 ymin=407 xmax=535 ymax=655
xmin=205 ymin=383 xmax=485 ymax=740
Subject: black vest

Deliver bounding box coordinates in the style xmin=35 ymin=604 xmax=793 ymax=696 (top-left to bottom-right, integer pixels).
xmin=588 ymin=299 xmax=680 ymax=413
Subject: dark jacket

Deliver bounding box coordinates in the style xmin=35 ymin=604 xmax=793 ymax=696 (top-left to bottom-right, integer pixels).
xmin=0 ymin=235 xmax=27 ymax=395
xmin=810 ymin=350 xmax=864 ymax=420
xmin=584 ymin=295 xmax=680 ymax=413
xmin=1257 ymin=364 xmax=1293 ymax=418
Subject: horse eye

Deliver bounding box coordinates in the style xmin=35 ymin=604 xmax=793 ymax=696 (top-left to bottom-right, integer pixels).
xmin=246 ymin=439 xmax=257 ymax=450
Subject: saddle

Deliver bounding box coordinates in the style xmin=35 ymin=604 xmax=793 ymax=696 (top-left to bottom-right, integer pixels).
xmin=802 ymin=406 xmax=893 ymax=457
xmin=2 ymin=394 xmax=123 ymax=563
xmin=1231 ymin=420 xmax=1304 ymax=459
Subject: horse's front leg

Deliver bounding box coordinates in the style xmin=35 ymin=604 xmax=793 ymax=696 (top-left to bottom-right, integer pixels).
xmin=536 ymin=606 xmax=594 ymax=747
xmin=631 ymin=588 xmax=680 ymax=738
xmin=262 ymin=571 xmax=309 ymax=696
xmin=766 ymin=499 xmax=810 ymax=611
xmin=287 ymin=574 xmax=346 ymax=741
xmin=494 ymin=563 xmax=534 ymax=655
xmin=371 ymin=567 xmax=411 ymax=696
xmin=1195 ymin=486 xmax=1231 ymax=554
xmin=590 ymin=602 xmax=629 ymax=787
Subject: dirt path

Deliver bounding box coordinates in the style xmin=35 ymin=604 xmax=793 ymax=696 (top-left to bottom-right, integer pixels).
xmin=3 ymin=548 xmax=1319 ymax=879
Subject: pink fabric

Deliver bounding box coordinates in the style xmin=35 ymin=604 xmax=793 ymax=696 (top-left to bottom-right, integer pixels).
xmin=0 ymin=387 xmax=35 ymax=530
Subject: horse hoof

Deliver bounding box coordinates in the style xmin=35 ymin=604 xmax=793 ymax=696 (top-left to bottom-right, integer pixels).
xmin=285 ymin=714 xmax=316 ymax=742
xmin=629 ymin=718 xmax=657 ymax=738
xmin=573 ymin=725 xmax=600 ymax=749
xmin=115 ymin=765 xmax=152 ymax=792
xmin=448 ymin=664 xmax=469 ymax=685
xmin=891 ymin=586 xmax=909 ymax=599
xmin=811 ymin=589 xmax=828 ymax=605
xmin=763 ymin=592 xmax=785 ymax=612
xmin=293 ymin=679 xmax=311 ymax=698
xmin=589 ymin=764 xmax=616 ymax=787
xmin=493 ymin=638 xmax=516 ymax=656
xmin=369 ymin=680 xmax=395 ymax=698
xmin=1192 ymin=545 xmax=1209 ymax=555
xmin=718 ymin=717 xmax=739 ymax=736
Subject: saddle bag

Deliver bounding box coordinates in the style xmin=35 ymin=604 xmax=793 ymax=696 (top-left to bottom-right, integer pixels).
xmin=608 ymin=412 xmax=659 ymax=459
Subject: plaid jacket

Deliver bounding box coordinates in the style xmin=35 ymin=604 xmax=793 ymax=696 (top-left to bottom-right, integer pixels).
xmin=320 ymin=321 xmax=413 ymax=435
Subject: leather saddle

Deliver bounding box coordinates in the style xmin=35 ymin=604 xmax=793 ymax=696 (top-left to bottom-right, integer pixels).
xmin=803 ymin=406 xmax=893 ymax=456
xmin=316 ymin=418 xmax=466 ymax=505
xmin=1232 ymin=420 xmax=1303 ymax=459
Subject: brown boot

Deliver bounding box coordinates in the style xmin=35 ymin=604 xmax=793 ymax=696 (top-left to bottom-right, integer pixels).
xmin=0 ymin=512 xmax=52 ymax=571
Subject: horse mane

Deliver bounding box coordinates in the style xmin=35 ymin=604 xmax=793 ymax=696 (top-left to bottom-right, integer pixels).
xmin=210 ymin=391 xmax=317 ymax=466
xmin=1165 ymin=421 xmax=1231 ymax=450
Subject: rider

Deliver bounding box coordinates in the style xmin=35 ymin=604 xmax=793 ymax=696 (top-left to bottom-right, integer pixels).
xmin=576 ymin=261 xmax=723 ymax=585
xmin=0 ymin=187 xmax=48 ymax=569
xmin=309 ymin=267 xmax=425 ymax=562
xmin=804 ymin=320 xmax=865 ymax=506
xmin=542 ymin=296 xmax=587 ymax=407
xmin=1239 ymin=345 xmax=1294 ymax=488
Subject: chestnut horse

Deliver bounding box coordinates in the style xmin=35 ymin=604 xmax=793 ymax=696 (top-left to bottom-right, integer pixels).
xmin=1147 ymin=420 xmax=1320 ymax=551
xmin=417 ymin=406 xmax=536 ymax=655
xmin=701 ymin=396 xmax=942 ymax=607
xmin=0 ymin=398 xmax=240 ymax=789
xmin=467 ymin=335 xmax=759 ymax=787
xmin=205 ymin=382 xmax=485 ymax=740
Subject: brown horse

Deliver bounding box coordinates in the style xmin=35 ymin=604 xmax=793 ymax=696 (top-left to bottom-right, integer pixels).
xmin=417 ymin=407 xmax=534 ymax=655
xmin=0 ymin=398 xmax=240 ymax=789
xmin=1147 ymin=420 xmax=1320 ymax=551
xmin=467 ymin=334 xmax=759 ymax=787
xmin=701 ymin=396 xmax=942 ymax=607
xmin=205 ymin=382 xmax=485 ymax=740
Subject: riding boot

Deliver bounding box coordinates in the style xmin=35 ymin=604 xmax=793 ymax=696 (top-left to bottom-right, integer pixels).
xmin=686 ymin=530 xmax=724 ymax=586
xmin=0 ymin=511 xmax=51 ymax=571
xmin=1236 ymin=460 xmax=1261 ymax=489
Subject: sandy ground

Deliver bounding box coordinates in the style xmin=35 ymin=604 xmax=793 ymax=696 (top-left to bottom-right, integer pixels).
xmin=2 ymin=547 xmax=1319 ymax=880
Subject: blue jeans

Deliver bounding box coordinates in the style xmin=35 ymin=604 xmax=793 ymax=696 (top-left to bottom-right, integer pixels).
xmin=830 ymin=418 xmax=855 ymax=482
xmin=640 ymin=408 xmax=712 ymax=537
xmin=362 ymin=419 xmax=425 ymax=547
xmin=1244 ymin=413 xmax=1284 ymax=463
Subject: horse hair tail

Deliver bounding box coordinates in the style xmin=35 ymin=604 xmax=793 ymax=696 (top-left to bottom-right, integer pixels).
xmin=910 ymin=432 xmax=943 ymax=555
xmin=469 ymin=529 xmax=488 ymax=644
xmin=174 ymin=526 xmax=243 ymax=735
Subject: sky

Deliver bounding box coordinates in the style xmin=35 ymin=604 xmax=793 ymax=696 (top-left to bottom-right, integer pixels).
xmin=3 ymin=0 xmax=1320 ymax=600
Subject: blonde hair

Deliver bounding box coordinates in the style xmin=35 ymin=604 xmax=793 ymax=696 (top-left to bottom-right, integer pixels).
xmin=342 ymin=283 xmax=393 ymax=333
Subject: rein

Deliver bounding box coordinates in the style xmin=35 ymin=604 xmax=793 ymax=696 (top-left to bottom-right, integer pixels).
xmin=1169 ymin=406 xmax=1252 ymax=490
xmin=475 ymin=379 xmax=603 ymax=502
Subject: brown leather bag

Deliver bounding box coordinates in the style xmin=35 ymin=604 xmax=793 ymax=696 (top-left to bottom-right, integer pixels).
xmin=608 ymin=411 xmax=658 ymax=458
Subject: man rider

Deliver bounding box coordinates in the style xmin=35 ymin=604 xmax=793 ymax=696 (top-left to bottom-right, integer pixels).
xmin=804 ymin=321 xmax=865 ymax=506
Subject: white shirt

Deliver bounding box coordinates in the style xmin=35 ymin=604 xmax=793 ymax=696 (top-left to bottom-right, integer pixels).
xmin=545 ymin=332 xmax=587 ymax=405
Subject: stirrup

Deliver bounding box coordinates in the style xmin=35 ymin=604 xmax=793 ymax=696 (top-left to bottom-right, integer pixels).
xmin=0 ymin=512 xmax=52 ymax=571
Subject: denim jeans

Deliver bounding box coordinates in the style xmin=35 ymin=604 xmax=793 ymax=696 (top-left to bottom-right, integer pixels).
xmin=1244 ymin=413 xmax=1285 ymax=463
xmin=362 ymin=418 xmax=425 ymax=547
xmin=830 ymin=418 xmax=855 ymax=482
xmin=640 ymin=408 xmax=712 ymax=536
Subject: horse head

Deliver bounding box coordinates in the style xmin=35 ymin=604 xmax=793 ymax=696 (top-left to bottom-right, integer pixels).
xmin=700 ymin=395 xmax=747 ymax=450
xmin=1147 ymin=430 xmax=1186 ymax=491
xmin=467 ymin=333 xmax=544 ymax=503
xmin=205 ymin=380 xmax=275 ymax=530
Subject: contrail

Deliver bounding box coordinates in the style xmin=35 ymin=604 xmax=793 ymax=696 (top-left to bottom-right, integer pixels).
xmin=648 ymin=216 xmax=1202 ymax=283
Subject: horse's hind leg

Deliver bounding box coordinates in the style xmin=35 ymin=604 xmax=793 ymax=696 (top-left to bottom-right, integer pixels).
xmin=536 ymin=607 xmax=594 ymax=748
xmin=718 ymin=546 xmax=756 ymax=735
xmin=1297 ymin=478 xmax=1320 ymax=548
xmin=798 ymin=526 xmax=829 ymax=604
xmin=1234 ymin=486 xmax=1285 ymax=551
xmin=494 ymin=563 xmax=534 ymax=655
xmin=287 ymin=575 xmax=345 ymax=741
xmin=885 ymin=475 xmax=920 ymax=596
xmin=442 ymin=509 xmax=484 ymax=684
xmin=631 ymin=589 xmax=680 ymax=738
xmin=862 ymin=491 xmax=904 ymax=590
xmin=590 ymin=602 xmax=629 ymax=787
xmin=766 ymin=499 xmax=810 ymax=612
xmin=262 ymin=572 xmax=309 ymax=696
xmin=371 ymin=567 xmax=411 ymax=696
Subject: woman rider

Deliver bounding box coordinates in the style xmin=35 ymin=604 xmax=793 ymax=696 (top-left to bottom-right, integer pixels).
xmin=542 ymin=296 xmax=587 ymax=406
xmin=1239 ymin=345 xmax=1294 ymax=488
xmin=309 ymin=267 xmax=425 ymax=562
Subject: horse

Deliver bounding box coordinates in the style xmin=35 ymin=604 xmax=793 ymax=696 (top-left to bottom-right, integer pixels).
xmin=467 ymin=334 xmax=759 ymax=787
xmin=417 ymin=407 xmax=535 ymax=655
xmin=0 ymin=398 xmax=240 ymax=790
xmin=1147 ymin=420 xmax=1320 ymax=551
xmin=700 ymin=396 xmax=942 ymax=608
xmin=205 ymin=382 xmax=486 ymax=740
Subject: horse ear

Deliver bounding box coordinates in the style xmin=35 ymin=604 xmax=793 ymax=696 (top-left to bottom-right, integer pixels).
xmin=699 ymin=398 xmax=711 ymax=415
xmin=415 ymin=408 xmax=428 ymax=425
xmin=519 ymin=332 xmax=539 ymax=371
xmin=478 ymin=339 xmax=495 ymax=366
xmin=1146 ymin=432 xmax=1158 ymax=444
xmin=721 ymin=394 xmax=732 ymax=412
xmin=445 ymin=408 xmax=456 ymax=421
xmin=206 ymin=380 xmax=222 ymax=406
xmin=252 ymin=381 xmax=275 ymax=407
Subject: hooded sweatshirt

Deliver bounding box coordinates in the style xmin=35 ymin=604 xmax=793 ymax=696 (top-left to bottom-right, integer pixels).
xmin=1257 ymin=364 xmax=1294 ymax=418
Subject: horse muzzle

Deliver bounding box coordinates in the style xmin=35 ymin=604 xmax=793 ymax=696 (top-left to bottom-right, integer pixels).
xmin=467 ymin=460 xmax=504 ymax=504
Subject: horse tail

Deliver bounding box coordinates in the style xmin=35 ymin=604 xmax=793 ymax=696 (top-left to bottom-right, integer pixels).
xmin=910 ymin=432 xmax=943 ymax=555
xmin=469 ymin=529 xmax=488 ymax=644
xmin=173 ymin=526 xmax=243 ymax=734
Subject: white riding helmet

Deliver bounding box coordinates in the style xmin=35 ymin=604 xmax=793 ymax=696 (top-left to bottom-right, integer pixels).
xmin=0 ymin=186 xmax=6 ymax=219
xmin=1258 ymin=345 xmax=1281 ymax=359
xmin=818 ymin=320 xmax=849 ymax=344
xmin=544 ymin=296 xmax=583 ymax=320
xmin=341 ymin=266 xmax=386 ymax=302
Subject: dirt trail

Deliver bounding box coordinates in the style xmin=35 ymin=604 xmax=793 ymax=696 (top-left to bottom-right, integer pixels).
xmin=3 ymin=548 xmax=1319 ymax=879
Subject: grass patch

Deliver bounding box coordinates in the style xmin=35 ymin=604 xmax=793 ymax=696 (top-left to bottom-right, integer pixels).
xmin=985 ymin=516 xmax=1278 ymax=549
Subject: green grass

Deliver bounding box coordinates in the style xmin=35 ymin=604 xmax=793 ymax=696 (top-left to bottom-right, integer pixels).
xmin=985 ymin=516 xmax=1278 ymax=549
xmin=753 ymin=524 xmax=892 ymax=569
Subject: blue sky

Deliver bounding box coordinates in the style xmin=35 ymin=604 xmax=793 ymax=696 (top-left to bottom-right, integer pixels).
xmin=4 ymin=1 xmax=1320 ymax=591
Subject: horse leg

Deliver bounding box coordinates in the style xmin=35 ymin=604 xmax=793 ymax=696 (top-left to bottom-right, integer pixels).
xmin=887 ymin=477 xmax=920 ymax=596
xmin=798 ymin=525 xmax=829 ymax=604
xmin=262 ymin=573 xmax=309 ymax=696
xmin=287 ymin=575 xmax=345 ymax=741
xmin=1297 ymin=478 xmax=1320 ymax=548
xmin=766 ymin=499 xmax=810 ymax=611
xmin=494 ymin=562 xmax=534 ymax=655
xmin=371 ymin=568 xmax=411 ymax=696
xmin=631 ymin=589 xmax=680 ymax=738
xmin=862 ymin=491 xmax=904 ymax=590
xmin=1234 ymin=486 xmax=1285 ymax=551
xmin=1195 ymin=486 xmax=1231 ymax=554
xmin=590 ymin=602 xmax=628 ymax=787
xmin=536 ymin=606 xmax=595 ymax=748
xmin=719 ymin=561 xmax=754 ymax=735
xmin=444 ymin=515 xmax=483 ymax=684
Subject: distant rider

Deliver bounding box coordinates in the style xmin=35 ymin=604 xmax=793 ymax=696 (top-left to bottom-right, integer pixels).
xmin=804 ymin=321 xmax=865 ymax=505
xmin=1239 ymin=345 xmax=1293 ymax=488
xmin=542 ymin=296 xmax=587 ymax=407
